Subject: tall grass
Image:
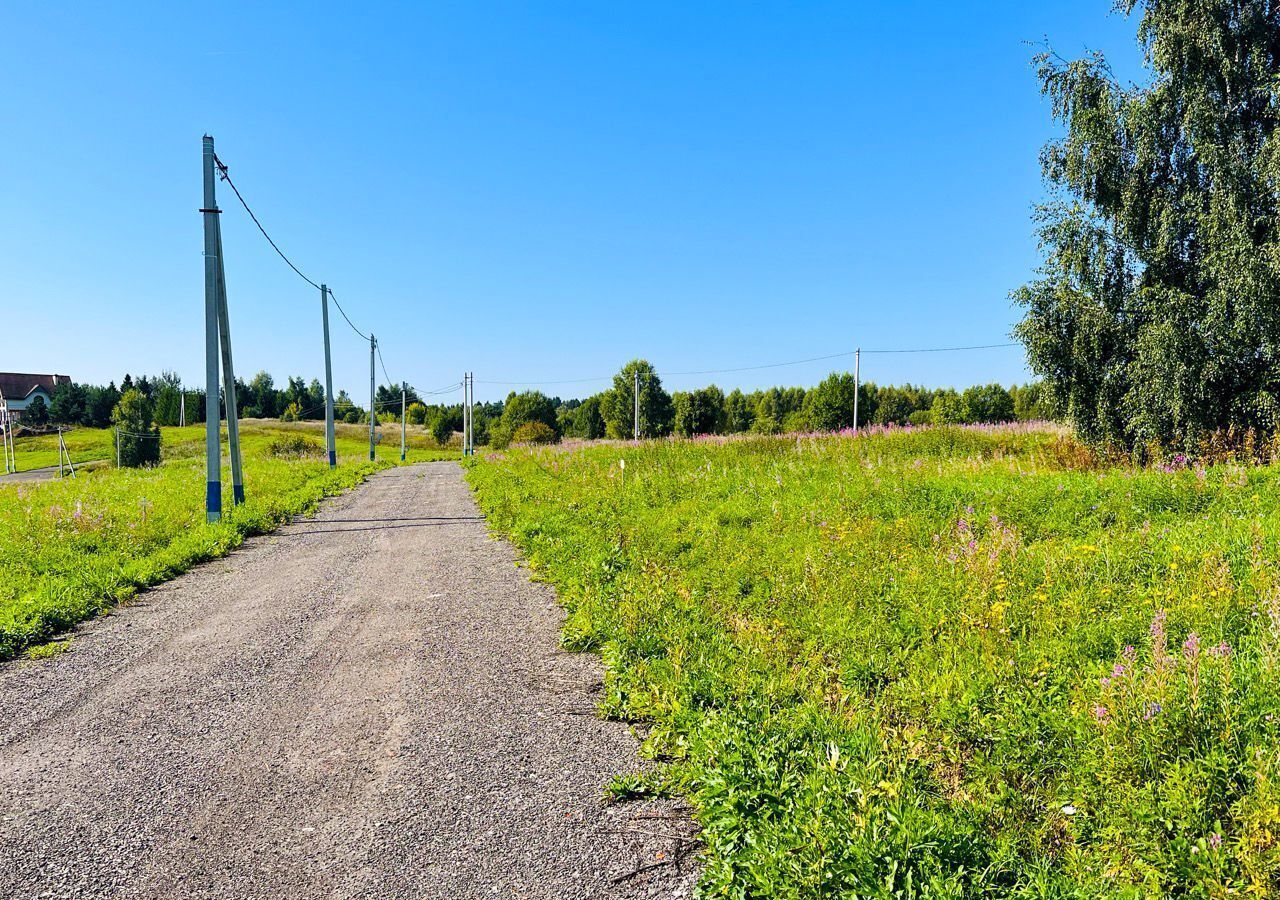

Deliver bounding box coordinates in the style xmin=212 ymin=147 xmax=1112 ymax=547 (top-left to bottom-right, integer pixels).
xmin=468 ymin=426 xmax=1280 ymax=897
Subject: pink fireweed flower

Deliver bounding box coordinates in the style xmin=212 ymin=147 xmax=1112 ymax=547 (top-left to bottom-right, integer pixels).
xmin=1209 ymin=833 xmax=1222 ymax=849
xmin=1100 ymin=676 xmax=1112 ymax=689
xmin=1209 ymin=641 xmax=1231 ymax=659
xmin=1092 ymin=704 xmax=1110 ymax=723
xmin=1143 ymin=702 xmax=1162 ymax=721
xmin=1183 ymin=632 xmax=1201 ymax=662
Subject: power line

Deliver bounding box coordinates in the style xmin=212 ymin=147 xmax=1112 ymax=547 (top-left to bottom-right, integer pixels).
xmin=213 ymin=154 xmax=321 ymax=292
xmin=376 ymin=341 xmax=393 ymax=387
xmin=214 ymin=154 xmax=372 ymax=343
xmin=862 ymin=342 xmax=1019 ymax=355
xmin=476 ymin=341 xmax=1021 ymax=387
xmin=324 ymin=287 xmax=370 ymax=342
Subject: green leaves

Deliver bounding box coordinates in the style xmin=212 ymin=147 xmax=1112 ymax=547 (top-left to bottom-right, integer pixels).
xmin=1019 ymin=3 xmax=1280 ymax=452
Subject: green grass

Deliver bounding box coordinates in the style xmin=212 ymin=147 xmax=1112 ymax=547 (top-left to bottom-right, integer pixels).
xmin=467 ymin=427 xmax=1280 ymax=897
xmin=0 ymin=422 xmax=454 ymax=659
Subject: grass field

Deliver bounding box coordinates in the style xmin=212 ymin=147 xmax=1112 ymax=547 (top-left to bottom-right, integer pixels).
xmin=467 ymin=426 xmax=1280 ymax=897
xmin=7 ymin=417 xmax=449 ymax=471
xmin=0 ymin=421 xmax=454 ymax=659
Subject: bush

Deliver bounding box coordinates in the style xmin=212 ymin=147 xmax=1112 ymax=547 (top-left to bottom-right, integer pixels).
xmin=512 ymin=421 xmax=558 ymax=445
xmin=267 ymin=435 xmax=324 ymax=459
xmin=431 ymin=414 xmax=455 ymax=447
xmin=407 ymin=402 xmax=427 ymax=425
xmin=111 ymin=389 xmax=161 ymax=467
xmin=488 ymin=422 xmax=514 ymax=450
xmin=24 ymin=395 xmax=50 ymax=428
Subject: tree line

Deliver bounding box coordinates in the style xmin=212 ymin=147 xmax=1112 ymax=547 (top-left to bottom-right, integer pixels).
xmin=36 ymin=363 xmax=1049 ymax=450
xmin=473 ymin=360 xmax=1051 ymax=449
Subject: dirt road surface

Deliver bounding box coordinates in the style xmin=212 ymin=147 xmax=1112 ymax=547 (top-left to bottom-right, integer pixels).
xmin=0 ymin=462 xmax=699 ymax=898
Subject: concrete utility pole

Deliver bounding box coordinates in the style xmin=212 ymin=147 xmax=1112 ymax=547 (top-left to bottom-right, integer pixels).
xmin=180 ymin=391 xmax=185 ymax=428
xmin=213 ymin=201 xmax=245 ymax=506
xmin=468 ymin=373 xmax=474 ymax=455
xmin=465 ymin=373 xmax=476 ymax=458
xmin=633 ymin=371 xmax=640 ymax=441
xmin=321 ymin=284 xmax=337 ymax=468
xmin=369 ymin=334 xmax=377 ymax=461
xmin=201 ymin=135 xmax=222 ymax=522
xmin=853 ymin=347 xmax=861 ymax=431
xmin=400 ymin=381 xmax=407 ymax=462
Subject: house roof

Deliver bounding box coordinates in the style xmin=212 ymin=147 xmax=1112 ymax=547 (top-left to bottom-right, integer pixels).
xmin=0 ymin=373 xmax=69 ymax=402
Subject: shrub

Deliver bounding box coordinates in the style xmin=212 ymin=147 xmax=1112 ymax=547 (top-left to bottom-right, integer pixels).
xmin=431 ymin=414 xmax=455 ymax=447
xmin=24 ymin=395 xmax=50 ymax=428
xmin=267 ymin=435 xmax=324 ymax=459
xmin=407 ymin=402 xmax=427 ymax=426
xmin=488 ymin=422 xmax=514 ymax=450
xmin=512 ymin=421 xmax=558 ymax=445
xmin=110 ymin=389 xmax=161 ymax=467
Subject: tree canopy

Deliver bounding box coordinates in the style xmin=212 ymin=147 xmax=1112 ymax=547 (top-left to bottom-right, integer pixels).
xmin=1015 ymin=1 xmax=1280 ymax=451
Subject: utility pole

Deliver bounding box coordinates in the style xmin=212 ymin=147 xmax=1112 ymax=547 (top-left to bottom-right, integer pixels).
xmin=180 ymin=391 xmax=186 ymax=428
xmin=213 ymin=196 xmax=245 ymax=506
xmin=369 ymin=334 xmax=377 ymax=461
xmin=321 ymin=284 xmax=337 ymax=468
xmin=853 ymin=347 xmax=861 ymax=432
xmin=1 ymin=410 xmax=9 ymax=475
xmin=465 ymin=373 xmax=476 ymax=458
xmin=467 ymin=373 xmax=474 ymax=455
xmin=201 ymin=135 xmax=222 ymax=522
xmin=633 ymin=370 xmax=640 ymax=441
xmin=400 ymin=381 xmax=407 ymax=462
xmin=6 ymin=409 xmax=16 ymax=474
xmin=115 ymin=427 xmax=121 ymax=468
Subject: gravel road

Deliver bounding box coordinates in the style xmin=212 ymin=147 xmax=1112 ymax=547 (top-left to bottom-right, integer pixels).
xmin=0 ymin=462 xmax=699 ymax=898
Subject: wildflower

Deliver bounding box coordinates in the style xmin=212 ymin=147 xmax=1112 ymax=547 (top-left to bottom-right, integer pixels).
xmin=1183 ymin=632 xmax=1201 ymax=662
xmin=1209 ymin=641 xmax=1231 ymax=658
xmin=1092 ymin=704 xmax=1109 ymax=723
xmin=1209 ymin=833 xmax=1222 ymax=850
xmin=1099 ymin=676 xmax=1111 ymax=689
xmin=1061 ymin=804 xmax=1077 ymax=816
xmin=1111 ymin=662 xmax=1126 ymax=678
xmin=1143 ymin=702 xmax=1162 ymax=721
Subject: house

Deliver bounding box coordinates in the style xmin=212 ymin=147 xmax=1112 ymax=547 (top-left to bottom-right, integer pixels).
xmin=0 ymin=373 xmax=70 ymax=423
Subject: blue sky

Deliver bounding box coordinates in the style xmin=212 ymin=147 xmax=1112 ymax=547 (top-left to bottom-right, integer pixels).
xmin=0 ymin=2 xmax=1145 ymax=403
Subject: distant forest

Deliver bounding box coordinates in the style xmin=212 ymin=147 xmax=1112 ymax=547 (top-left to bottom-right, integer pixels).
xmin=40 ymin=361 xmax=1049 ymax=449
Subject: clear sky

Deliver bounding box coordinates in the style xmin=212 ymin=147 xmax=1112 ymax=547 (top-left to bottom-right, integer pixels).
xmin=1 ymin=1 xmax=1145 ymax=403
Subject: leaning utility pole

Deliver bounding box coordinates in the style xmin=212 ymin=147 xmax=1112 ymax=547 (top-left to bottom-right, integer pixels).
xmin=633 ymin=371 xmax=640 ymax=441
xmin=321 ymin=284 xmax=337 ymax=468
xmin=213 ymin=193 xmax=245 ymax=506
xmin=400 ymin=381 xmax=407 ymax=462
xmin=201 ymin=136 xmax=223 ymax=521
xmin=853 ymin=347 xmax=861 ymax=431
xmin=369 ymin=334 xmax=377 ymax=461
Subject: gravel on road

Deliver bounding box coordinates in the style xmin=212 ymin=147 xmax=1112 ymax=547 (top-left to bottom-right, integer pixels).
xmin=0 ymin=462 xmax=699 ymax=898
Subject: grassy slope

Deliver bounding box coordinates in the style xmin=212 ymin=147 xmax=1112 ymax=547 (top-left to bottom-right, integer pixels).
xmin=0 ymin=423 xmax=455 ymax=659
xmin=467 ymin=428 xmax=1280 ymax=898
